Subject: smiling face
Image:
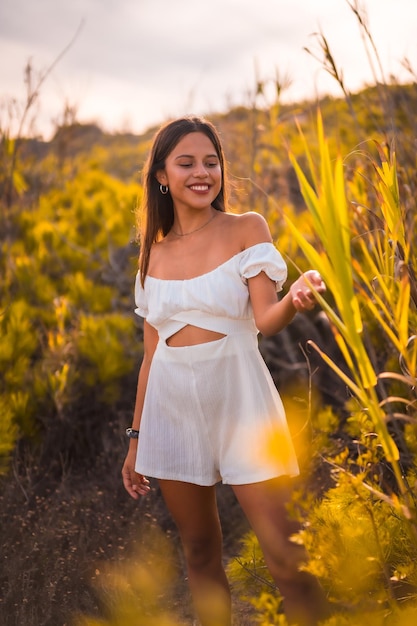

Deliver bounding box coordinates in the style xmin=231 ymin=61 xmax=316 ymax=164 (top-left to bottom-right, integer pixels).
xmin=157 ymin=132 xmax=222 ymax=213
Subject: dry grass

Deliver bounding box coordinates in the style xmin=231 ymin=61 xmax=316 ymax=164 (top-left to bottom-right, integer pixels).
xmin=0 ymin=436 xmax=255 ymax=626
xmin=0 ymin=318 xmax=341 ymax=626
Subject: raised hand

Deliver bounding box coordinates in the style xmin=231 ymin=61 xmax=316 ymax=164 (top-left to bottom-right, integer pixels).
xmin=290 ymin=270 xmax=326 ymax=312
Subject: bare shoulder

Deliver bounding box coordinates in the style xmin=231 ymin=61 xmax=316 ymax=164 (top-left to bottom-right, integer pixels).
xmin=220 ymin=211 xmax=272 ymax=249
xmin=147 ymin=238 xmax=170 ymax=275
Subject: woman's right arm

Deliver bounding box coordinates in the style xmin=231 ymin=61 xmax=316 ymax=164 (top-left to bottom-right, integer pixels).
xmin=121 ymin=320 xmax=159 ymax=499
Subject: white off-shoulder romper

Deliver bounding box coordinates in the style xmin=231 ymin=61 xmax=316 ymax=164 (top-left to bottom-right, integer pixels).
xmin=134 ymin=242 xmax=300 ymax=486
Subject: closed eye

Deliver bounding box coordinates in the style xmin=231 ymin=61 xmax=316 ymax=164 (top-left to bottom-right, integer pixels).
xmin=177 ymin=161 xmax=219 ymax=168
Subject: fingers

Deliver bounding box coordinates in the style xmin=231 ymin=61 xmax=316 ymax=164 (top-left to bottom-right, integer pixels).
xmin=122 ymin=466 xmax=150 ymax=500
xmin=304 ymin=270 xmax=326 ymax=293
xmin=291 ymin=271 xmax=326 ymax=312
xmin=122 ymin=467 xmax=139 ymax=499
xmin=133 ymin=474 xmax=151 ymax=497
xmin=291 ymin=288 xmax=315 ymax=311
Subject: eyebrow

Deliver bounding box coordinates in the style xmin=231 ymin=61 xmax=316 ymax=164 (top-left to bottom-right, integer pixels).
xmin=174 ymin=153 xmax=219 ymax=160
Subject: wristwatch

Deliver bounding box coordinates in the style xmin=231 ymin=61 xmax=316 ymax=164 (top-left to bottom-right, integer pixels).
xmin=126 ymin=428 xmax=140 ymax=439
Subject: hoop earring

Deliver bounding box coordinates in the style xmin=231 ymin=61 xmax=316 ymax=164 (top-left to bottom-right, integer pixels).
xmin=159 ymin=184 xmax=169 ymax=195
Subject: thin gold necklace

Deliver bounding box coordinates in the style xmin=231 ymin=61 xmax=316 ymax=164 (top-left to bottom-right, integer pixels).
xmin=171 ymin=211 xmax=217 ymax=237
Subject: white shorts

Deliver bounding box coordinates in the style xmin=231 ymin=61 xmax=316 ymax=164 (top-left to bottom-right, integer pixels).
xmin=135 ymin=332 xmax=299 ymax=486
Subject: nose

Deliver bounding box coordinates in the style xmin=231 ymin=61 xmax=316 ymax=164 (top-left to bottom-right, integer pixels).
xmin=193 ymin=162 xmax=209 ymax=177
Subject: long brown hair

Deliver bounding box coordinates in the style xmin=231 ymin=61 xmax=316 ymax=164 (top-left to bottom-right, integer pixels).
xmin=137 ymin=116 xmax=228 ymax=285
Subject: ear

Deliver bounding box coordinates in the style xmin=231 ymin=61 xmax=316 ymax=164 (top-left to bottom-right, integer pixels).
xmin=155 ymin=170 xmax=167 ymax=185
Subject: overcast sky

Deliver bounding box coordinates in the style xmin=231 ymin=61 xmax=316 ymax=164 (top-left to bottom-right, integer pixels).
xmin=1 ymin=0 xmax=416 ymax=138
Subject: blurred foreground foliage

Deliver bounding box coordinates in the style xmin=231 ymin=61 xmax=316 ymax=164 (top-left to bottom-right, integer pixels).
xmin=1 ymin=55 xmax=417 ymax=625
xmin=224 ymin=89 xmax=417 ymax=623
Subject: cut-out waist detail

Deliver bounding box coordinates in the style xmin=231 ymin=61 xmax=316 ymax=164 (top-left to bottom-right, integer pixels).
xmin=155 ymin=330 xmax=258 ymax=363
xmin=156 ymin=312 xmax=258 ymax=340
xmin=166 ymin=326 xmax=226 ymax=347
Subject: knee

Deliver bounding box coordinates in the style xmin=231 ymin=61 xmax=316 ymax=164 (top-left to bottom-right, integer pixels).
xmin=263 ymin=540 xmax=307 ymax=586
xmin=266 ymin=551 xmax=322 ymax=602
xmin=182 ymin=533 xmax=222 ymax=571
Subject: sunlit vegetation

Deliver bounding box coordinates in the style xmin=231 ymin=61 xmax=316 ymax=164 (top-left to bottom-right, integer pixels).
xmin=2 ymin=5 xmax=417 ymax=622
xmin=232 ymin=108 xmax=417 ymax=624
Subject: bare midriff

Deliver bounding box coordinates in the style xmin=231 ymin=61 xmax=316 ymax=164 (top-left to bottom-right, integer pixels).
xmin=166 ymin=324 xmax=226 ymax=347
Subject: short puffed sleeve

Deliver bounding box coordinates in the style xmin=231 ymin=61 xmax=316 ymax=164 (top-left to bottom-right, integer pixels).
xmin=240 ymin=242 xmax=287 ymax=292
xmin=134 ymin=272 xmax=148 ymax=318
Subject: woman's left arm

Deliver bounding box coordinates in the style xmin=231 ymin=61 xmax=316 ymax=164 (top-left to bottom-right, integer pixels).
xmin=241 ymin=211 xmax=325 ymax=336
xmin=248 ymin=270 xmax=325 ymax=337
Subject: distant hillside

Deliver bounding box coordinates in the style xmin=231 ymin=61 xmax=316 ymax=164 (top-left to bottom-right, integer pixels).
xmin=13 ymin=81 xmax=417 ymax=216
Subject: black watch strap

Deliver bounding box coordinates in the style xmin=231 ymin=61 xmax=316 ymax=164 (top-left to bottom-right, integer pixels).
xmin=126 ymin=428 xmax=140 ymax=439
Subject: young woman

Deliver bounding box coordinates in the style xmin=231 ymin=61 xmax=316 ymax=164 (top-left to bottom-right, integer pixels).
xmin=122 ymin=116 xmax=329 ymax=625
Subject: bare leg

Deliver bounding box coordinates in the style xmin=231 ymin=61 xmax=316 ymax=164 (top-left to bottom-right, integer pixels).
xmin=158 ymin=480 xmax=232 ymax=626
xmin=232 ymin=477 xmax=330 ymax=626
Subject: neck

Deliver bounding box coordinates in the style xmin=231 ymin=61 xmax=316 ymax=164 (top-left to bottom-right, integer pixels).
xmin=171 ymin=208 xmax=217 ymax=237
